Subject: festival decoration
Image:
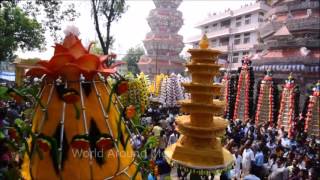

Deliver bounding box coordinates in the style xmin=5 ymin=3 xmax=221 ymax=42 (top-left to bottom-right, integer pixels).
xmin=233 ymin=57 xmax=254 ymax=122
xmin=136 ymin=72 xmax=150 ymax=109
xmin=149 ymin=74 xmax=166 ymax=96
xmin=20 ymin=27 xmax=141 ymax=179
xmin=165 ymin=35 xmax=234 ymax=178
xmin=222 ymin=73 xmax=238 ymax=120
xmin=159 ymin=74 xmax=184 ymax=108
xmin=120 ymin=73 xmax=150 ymax=118
xmin=278 ymin=73 xmax=300 ymax=138
xmin=304 ymin=81 xmax=320 ymax=139
xmin=177 ymin=74 xmax=191 ymax=99
xmin=255 ymin=70 xmax=278 ymax=126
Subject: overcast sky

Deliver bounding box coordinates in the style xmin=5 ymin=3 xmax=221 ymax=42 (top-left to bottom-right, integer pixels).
xmin=17 ymin=0 xmax=255 ymax=60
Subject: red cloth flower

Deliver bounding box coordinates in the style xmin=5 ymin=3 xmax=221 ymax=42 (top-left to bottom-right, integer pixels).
xmin=26 ymin=33 xmax=119 ymax=81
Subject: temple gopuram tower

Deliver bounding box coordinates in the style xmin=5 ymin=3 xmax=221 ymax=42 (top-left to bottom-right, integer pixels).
xmin=138 ymin=0 xmax=184 ymax=76
xmin=252 ymin=0 xmax=320 ymax=102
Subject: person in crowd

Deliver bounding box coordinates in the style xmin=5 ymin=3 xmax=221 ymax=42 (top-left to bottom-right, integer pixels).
xmin=254 ymin=146 xmax=265 ymax=178
xmin=167 ymin=130 xmax=178 ymax=146
xmin=242 ymin=141 xmax=255 ymax=176
xmin=152 ymin=122 xmax=163 ymax=137
xmin=231 ymin=149 xmax=242 ymax=180
xmin=158 ymin=130 xmax=167 ymax=152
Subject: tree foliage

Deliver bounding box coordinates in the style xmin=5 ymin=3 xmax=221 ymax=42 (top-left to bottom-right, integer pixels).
xmin=91 ymin=0 xmax=127 ymax=54
xmin=0 ymin=0 xmax=78 ymax=62
xmin=21 ymin=0 xmax=79 ymax=40
xmin=0 ymin=3 xmax=44 ymax=61
xmin=123 ymin=46 xmax=145 ymax=75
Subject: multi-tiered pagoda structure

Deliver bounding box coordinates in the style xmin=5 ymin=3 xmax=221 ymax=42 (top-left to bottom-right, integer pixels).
xmin=304 ymin=81 xmax=320 ymax=139
xmin=278 ymin=74 xmax=300 ymax=138
xmin=255 ymin=70 xmax=277 ymax=126
xmin=165 ymin=35 xmax=233 ymax=178
xmin=252 ymin=0 xmax=320 ymax=102
xmin=138 ymin=0 xmax=184 ymax=76
xmin=233 ymin=57 xmax=255 ymax=122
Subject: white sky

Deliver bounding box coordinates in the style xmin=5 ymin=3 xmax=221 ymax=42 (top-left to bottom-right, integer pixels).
xmin=17 ymin=0 xmax=254 ymax=60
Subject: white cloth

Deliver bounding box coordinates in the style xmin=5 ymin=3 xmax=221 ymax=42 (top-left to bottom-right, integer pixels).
xmin=268 ymin=167 xmax=289 ymax=180
xmin=281 ymin=138 xmax=290 ymax=148
xmin=242 ymin=148 xmax=255 ymax=176
xmin=244 ymin=174 xmax=260 ymax=180
xmin=231 ymin=154 xmax=242 ymax=179
xmin=167 ymin=133 xmax=178 ymax=146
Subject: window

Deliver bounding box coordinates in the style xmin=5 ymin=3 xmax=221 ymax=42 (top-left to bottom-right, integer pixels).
xmin=242 ymin=51 xmax=249 ymax=57
xmin=234 ymin=34 xmax=241 ymax=45
xmin=243 ymin=33 xmax=250 ymax=44
xmin=212 ymin=23 xmax=217 ymax=29
xmin=221 ymin=20 xmax=231 ymax=28
xmin=220 ymin=37 xmax=229 ymax=46
xmin=236 ymin=17 xmax=242 ymax=27
xmin=245 ymin=14 xmax=251 ymax=24
xmin=211 ymin=39 xmax=218 ymax=47
xmin=232 ymin=53 xmax=239 ymax=63
xmin=258 ymin=12 xmax=264 ymax=22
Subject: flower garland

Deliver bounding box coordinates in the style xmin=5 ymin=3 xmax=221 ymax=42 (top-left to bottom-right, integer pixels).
xmin=278 ymin=75 xmax=297 ymax=138
xmin=170 ymin=162 xmax=234 ymax=178
xmin=255 ymin=72 xmax=275 ymax=126
xmin=233 ymin=62 xmax=252 ymax=121
xmin=304 ymin=81 xmax=320 ymax=137
xmin=159 ymin=74 xmax=184 ymax=108
xmin=222 ymin=75 xmax=230 ymax=117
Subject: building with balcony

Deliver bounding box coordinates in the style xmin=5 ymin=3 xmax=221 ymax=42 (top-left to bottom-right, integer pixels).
xmin=186 ymin=1 xmax=271 ymax=71
xmin=251 ymin=0 xmax=320 ymax=102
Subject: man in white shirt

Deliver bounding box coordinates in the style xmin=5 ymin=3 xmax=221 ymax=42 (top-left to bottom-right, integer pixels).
xmin=242 ymin=142 xmax=255 ymax=176
xmin=152 ymin=123 xmax=163 ymax=137
xmin=281 ymin=133 xmax=290 ymax=149
xmin=167 ymin=131 xmax=178 ymax=146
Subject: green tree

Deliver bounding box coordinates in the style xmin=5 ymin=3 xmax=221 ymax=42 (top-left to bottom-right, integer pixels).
xmin=123 ymin=46 xmax=145 ymax=75
xmin=0 ymin=1 xmax=78 ymax=62
xmin=91 ymin=0 xmax=127 ymax=54
xmin=0 ymin=3 xmax=44 ymax=62
xmin=21 ymin=0 xmax=79 ymax=40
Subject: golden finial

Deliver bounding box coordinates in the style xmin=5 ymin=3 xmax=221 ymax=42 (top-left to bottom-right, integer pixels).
xmin=199 ymin=34 xmax=209 ymax=49
xmin=266 ymin=68 xmax=272 ymax=76
xmin=288 ymin=72 xmax=293 ymax=80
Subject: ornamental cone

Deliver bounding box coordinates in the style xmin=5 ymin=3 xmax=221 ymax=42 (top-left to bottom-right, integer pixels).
xmin=21 ymin=26 xmax=141 ymax=180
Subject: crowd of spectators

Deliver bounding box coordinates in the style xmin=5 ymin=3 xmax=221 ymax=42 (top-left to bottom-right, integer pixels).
xmin=136 ymin=104 xmax=319 ymax=180
xmin=1 ymin=93 xmax=319 ymax=180
xmin=0 ymin=99 xmax=31 ymax=179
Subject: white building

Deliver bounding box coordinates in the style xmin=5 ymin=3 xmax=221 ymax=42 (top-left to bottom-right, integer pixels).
xmin=186 ymin=1 xmax=271 ymax=71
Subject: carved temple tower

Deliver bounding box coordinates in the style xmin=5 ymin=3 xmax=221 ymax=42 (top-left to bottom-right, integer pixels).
xmin=252 ymin=0 xmax=320 ymax=102
xmin=138 ymin=0 xmax=185 ymax=76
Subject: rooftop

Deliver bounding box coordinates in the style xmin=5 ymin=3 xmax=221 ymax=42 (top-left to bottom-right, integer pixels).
xmin=194 ymin=1 xmax=271 ymax=28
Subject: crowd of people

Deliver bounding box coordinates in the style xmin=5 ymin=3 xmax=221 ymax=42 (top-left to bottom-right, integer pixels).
xmin=224 ymin=119 xmax=319 ymax=180
xmin=1 ymin=89 xmax=319 ymax=180
xmin=0 ymin=98 xmax=31 ymax=179
xmin=137 ymin=103 xmax=319 ymax=180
